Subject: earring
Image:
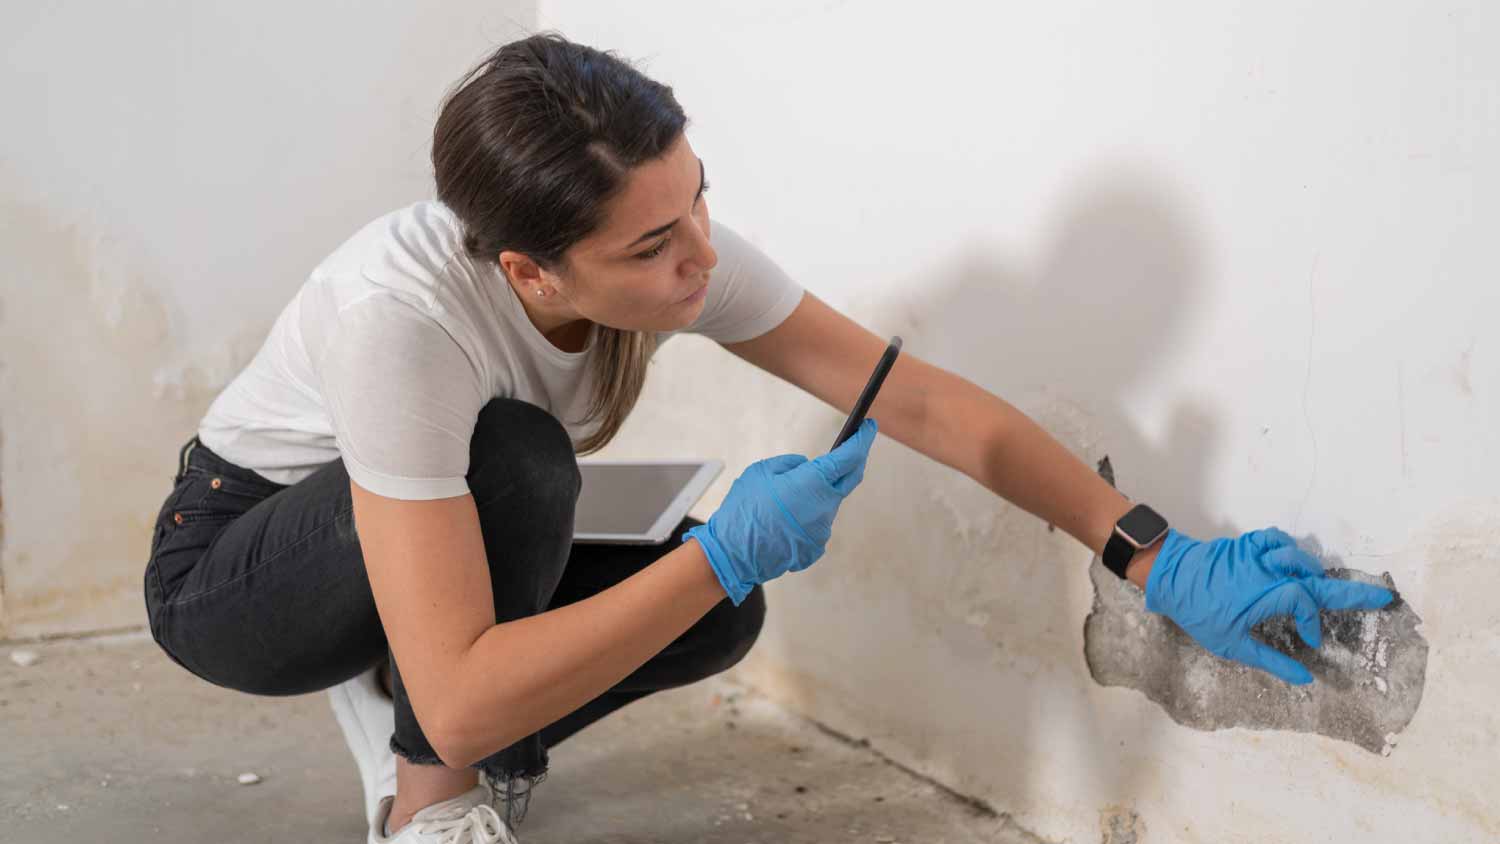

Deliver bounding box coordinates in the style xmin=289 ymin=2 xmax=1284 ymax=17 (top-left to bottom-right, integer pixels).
xmin=536 ymin=288 xmax=545 ymax=296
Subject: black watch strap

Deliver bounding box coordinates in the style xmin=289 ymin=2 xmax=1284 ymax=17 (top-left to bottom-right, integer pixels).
xmin=1102 ymin=530 xmax=1139 ymax=580
xmin=1102 ymin=503 xmax=1169 ymax=580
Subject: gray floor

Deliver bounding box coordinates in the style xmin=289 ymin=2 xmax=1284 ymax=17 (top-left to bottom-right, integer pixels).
xmin=2 ymin=631 xmax=1038 ymax=843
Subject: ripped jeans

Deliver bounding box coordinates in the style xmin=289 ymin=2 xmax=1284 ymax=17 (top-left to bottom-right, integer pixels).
xmin=143 ymin=396 xmax=764 ymax=806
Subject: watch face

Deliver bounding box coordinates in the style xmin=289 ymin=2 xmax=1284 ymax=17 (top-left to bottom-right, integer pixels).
xmin=1119 ymin=504 xmax=1169 ymax=546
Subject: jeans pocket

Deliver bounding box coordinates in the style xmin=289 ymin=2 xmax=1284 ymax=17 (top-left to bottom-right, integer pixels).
xmin=181 ymin=466 xmax=281 ymax=509
xmin=151 ymin=475 xmax=239 ymax=600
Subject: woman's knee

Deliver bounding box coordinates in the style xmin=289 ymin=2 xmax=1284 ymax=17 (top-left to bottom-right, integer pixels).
xmin=466 ymin=397 xmax=581 ymax=511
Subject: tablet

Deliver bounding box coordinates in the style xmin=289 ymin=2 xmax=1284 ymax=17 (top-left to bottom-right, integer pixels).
xmin=572 ymin=459 xmax=724 ymax=545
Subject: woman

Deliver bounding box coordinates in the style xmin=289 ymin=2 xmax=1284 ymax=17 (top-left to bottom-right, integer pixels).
xmin=143 ymin=32 xmax=1394 ymax=844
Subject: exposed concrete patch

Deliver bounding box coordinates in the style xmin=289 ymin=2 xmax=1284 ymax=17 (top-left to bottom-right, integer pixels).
xmin=1098 ymin=805 xmax=1143 ymax=844
xmin=1083 ymin=457 xmax=1427 ymax=754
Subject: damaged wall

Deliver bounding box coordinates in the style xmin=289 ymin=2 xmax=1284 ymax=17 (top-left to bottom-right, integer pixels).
xmin=6 ymin=2 xmax=1495 ymax=840
xmin=0 ymin=2 xmax=536 ymax=640
xmin=1084 ymin=459 xmax=1428 ymax=757
xmin=543 ymin=1 xmax=1500 ymax=841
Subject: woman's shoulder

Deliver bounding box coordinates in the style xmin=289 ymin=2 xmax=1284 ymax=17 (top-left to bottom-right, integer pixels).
xmin=307 ymin=201 xmax=474 ymax=304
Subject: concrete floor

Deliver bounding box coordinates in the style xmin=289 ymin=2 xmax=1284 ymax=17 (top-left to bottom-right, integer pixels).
xmin=2 ymin=631 xmax=1040 ymax=843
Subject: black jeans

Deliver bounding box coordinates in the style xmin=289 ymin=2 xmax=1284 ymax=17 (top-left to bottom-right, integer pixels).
xmin=143 ymin=396 xmax=764 ymax=784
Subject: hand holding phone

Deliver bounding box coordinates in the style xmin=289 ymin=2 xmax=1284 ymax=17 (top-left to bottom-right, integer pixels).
xmin=681 ymin=336 xmax=900 ymax=605
xmin=832 ymin=336 xmax=902 ymax=450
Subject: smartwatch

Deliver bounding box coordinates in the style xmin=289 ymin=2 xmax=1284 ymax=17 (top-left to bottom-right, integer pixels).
xmin=1103 ymin=502 xmax=1169 ymax=580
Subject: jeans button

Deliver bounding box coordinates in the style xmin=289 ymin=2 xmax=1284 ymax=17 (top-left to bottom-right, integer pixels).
xmin=174 ymin=512 xmax=184 ymax=525
xmin=211 ymin=478 xmax=222 ymax=489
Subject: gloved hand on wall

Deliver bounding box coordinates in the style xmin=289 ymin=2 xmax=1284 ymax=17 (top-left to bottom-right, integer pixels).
xmin=1144 ymin=526 xmax=1395 ymax=685
xmin=684 ymin=418 xmax=878 ymax=606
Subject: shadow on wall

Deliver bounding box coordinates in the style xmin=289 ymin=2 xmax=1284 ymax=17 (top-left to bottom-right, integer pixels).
xmin=755 ymin=162 xmax=1233 ymax=823
xmin=764 ymin=159 xmax=1432 ymax=830
xmin=922 ymin=165 xmax=1226 ymax=819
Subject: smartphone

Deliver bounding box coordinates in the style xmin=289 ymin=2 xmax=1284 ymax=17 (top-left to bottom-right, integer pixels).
xmin=831 ymin=336 xmax=903 ymax=451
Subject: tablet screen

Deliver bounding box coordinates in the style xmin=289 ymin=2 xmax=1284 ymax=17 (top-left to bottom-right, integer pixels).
xmin=575 ymin=463 xmax=704 ymax=535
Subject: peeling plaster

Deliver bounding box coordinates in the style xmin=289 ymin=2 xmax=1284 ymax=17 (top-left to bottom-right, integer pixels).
xmin=1098 ymin=806 xmax=1144 ymax=844
xmin=1082 ymin=457 xmax=1427 ymax=754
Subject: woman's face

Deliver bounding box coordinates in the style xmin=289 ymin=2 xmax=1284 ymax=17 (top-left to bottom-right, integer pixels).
xmin=499 ymin=133 xmax=717 ymax=337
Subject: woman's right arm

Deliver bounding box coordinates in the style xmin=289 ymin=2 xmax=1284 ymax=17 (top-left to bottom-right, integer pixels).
xmin=350 ymin=478 xmax=727 ymax=769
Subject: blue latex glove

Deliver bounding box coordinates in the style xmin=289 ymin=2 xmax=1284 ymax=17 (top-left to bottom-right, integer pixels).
xmin=1145 ymin=526 xmax=1396 ymax=685
xmin=683 ymin=418 xmax=878 ymax=605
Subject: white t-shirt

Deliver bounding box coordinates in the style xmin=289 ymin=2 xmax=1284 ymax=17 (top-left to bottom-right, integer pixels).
xmin=197 ymin=200 xmax=804 ymax=500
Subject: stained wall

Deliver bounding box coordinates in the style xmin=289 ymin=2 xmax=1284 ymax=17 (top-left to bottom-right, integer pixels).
xmin=0 ymin=2 xmax=536 ymax=638
xmin=542 ymin=2 xmax=1500 ymax=840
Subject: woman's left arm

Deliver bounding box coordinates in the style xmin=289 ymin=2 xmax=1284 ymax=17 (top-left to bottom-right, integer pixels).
xmin=936 ymin=374 xmax=1161 ymax=587
xmin=918 ymin=359 xmax=1396 ymax=686
xmin=726 ymin=291 xmax=1394 ymax=685
xmin=725 ymin=292 xmax=1150 ymax=577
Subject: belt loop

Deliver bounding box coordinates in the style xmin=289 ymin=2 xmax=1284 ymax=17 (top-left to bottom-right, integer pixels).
xmin=175 ymin=435 xmax=200 ymax=484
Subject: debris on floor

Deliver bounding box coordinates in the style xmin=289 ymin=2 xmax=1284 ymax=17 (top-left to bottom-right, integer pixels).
xmin=2 ymin=630 xmax=1040 ymax=842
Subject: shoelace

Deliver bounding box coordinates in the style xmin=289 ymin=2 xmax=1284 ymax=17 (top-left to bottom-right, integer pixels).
xmin=410 ymin=801 xmax=520 ymax=844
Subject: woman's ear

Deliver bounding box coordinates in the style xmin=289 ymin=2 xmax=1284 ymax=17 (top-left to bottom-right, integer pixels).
xmin=497 ymin=249 xmax=543 ymax=287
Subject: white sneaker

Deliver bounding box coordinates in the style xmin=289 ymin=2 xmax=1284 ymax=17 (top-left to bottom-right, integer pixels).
xmin=370 ymin=782 xmax=521 ymax=844
xmin=328 ymin=663 xmax=398 ymax=826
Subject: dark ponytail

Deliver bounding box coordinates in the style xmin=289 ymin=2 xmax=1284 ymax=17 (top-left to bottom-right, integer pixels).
xmin=433 ymin=32 xmax=688 ymax=455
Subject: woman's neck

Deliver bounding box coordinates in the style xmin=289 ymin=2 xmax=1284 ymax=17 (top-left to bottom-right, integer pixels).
xmin=546 ymin=319 xmax=593 ymax=353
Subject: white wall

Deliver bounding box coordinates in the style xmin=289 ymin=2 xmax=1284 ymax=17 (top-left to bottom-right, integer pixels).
xmin=5 ymin=2 xmax=1495 ymax=839
xmin=542 ymin=1 xmax=1499 ymax=841
xmin=0 ymin=2 xmax=535 ymax=637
